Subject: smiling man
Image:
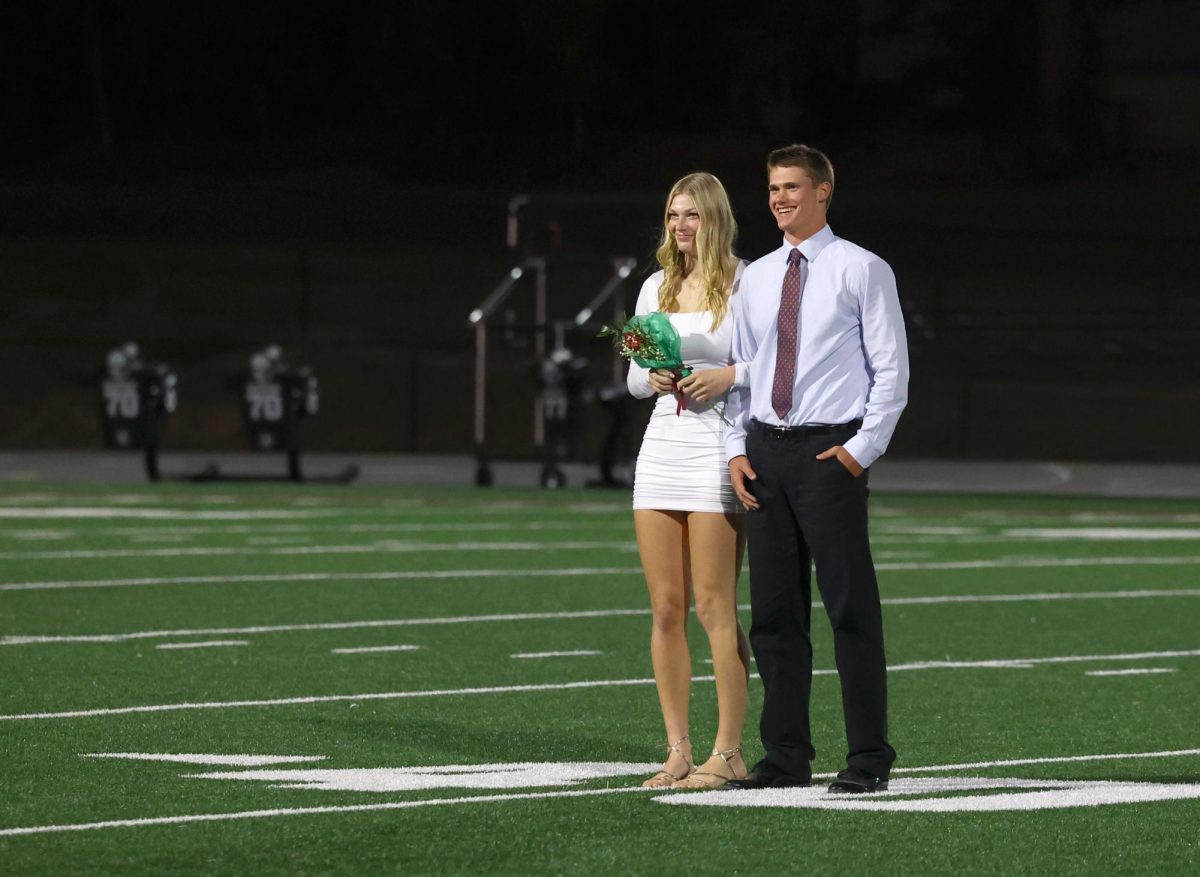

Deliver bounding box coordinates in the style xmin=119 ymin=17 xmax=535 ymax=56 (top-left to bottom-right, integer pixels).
xmin=723 ymin=144 xmax=909 ymax=794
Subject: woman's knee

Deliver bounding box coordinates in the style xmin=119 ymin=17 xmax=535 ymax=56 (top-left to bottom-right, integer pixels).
xmin=693 ymin=594 xmax=737 ymax=636
xmin=649 ymin=595 xmax=688 ymax=632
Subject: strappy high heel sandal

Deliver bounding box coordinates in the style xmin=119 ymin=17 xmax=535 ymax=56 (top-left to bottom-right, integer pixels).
xmin=642 ymin=735 xmax=696 ymax=789
xmin=671 ymin=745 xmax=745 ymax=790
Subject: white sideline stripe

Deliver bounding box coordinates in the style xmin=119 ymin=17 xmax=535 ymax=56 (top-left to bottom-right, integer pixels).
xmin=5 ymin=649 xmax=1200 ymax=722
xmin=5 ymin=588 xmax=1200 ymax=646
xmin=0 ymin=567 xmax=645 ymax=593
xmin=331 ymin=645 xmax=422 ymax=655
xmin=511 ymin=650 xmax=603 ymax=659
xmin=0 ymin=540 xmax=637 ymax=561
xmin=3 ymin=748 xmax=1199 ymax=837
xmin=154 ymin=641 xmax=249 ymax=651
xmin=80 ymin=753 xmax=325 ymax=766
xmin=1086 ymin=667 xmax=1177 ymax=677
xmin=7 ymin=554 xmax=1200 ymax=593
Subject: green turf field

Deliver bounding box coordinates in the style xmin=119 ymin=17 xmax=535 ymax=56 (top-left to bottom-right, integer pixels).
xmin=1 ymin=482 xmax=1198 ymax=875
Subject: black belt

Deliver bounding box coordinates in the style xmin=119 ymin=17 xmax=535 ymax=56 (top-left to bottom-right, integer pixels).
xmin=749 ymin=418 xmax=862 ymax=439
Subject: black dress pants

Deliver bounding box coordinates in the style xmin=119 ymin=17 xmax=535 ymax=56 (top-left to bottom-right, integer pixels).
xmin=745 ymin=420 xmax=896 ymax=780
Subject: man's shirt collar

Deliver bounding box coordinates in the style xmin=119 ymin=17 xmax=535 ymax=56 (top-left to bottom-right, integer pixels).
xmin=777 ymin=224 xmax=835 ymax=263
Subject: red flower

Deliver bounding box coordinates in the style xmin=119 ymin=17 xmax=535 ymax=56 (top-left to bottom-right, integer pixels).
xmin=623 ymin=332 xmax=642 ymax=351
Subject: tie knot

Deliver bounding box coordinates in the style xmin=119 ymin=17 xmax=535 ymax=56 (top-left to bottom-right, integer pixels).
xmin=787 ymin=248 xmax=804 ymax=267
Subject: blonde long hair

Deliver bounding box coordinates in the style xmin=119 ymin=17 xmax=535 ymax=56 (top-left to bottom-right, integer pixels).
xmin=655 ymin=172 xmax=738 ymax=331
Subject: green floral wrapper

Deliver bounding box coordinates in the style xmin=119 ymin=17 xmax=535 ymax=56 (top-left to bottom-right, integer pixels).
xmin=599 ymin=312 xmax=692 ymax=413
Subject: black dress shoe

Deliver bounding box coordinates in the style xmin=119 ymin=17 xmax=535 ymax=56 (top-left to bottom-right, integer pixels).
xmin=724 ymin=770 xmax=811 ymax=790
xmin=827 ymin=767 xmax=888 ymax=793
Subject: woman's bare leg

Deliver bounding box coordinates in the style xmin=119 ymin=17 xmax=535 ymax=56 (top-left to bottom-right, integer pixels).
xmin=634 ymin=509 xmax=694 ymax=781
xmin=679 ymin=511 xmax=748 ymax=782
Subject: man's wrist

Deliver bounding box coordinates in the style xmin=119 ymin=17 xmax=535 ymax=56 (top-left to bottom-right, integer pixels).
xmin=842 ymin=434 xmax=874 ymax=470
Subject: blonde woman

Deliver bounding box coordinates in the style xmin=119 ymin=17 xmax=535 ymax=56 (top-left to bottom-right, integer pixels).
xmin=627 ymin=172 xmax=752 ymax=790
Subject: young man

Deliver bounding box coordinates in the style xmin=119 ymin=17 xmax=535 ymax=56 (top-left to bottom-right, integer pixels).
xmin=724 ymin=144 xmax=909 ymax=793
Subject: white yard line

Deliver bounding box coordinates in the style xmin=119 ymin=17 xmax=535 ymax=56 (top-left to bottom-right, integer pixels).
xmin=869 ymin=535 xmax=1033 ymax=545
xmin=0 ymin=540 xmax=637 ymax=561
xmin=511 ymin=650 xmax=603 ymax=659
xmin=1068 ymin=513 xmax=1200 ymax=524
xmin=330 ymin=645 xmax=422 ymax=655
xmin=0 ymin=520 xmax=632 ymax=542
xmin=882 ymin=588 xmax=1200 ymax=606
xmin=80 ymin=753 xmax=326 ymax=766
xmin=875 ymin=556 xmax=1200 ymax=571
xmin=0 ymin=675 xmax=684 ymax=722
xmin=881 ymin=525 xmax=1200 ymax=541
xmin=0 ymin=567 xmax=645 ymax=593
xmin=154 ymin=641 xmax=249 ymax=651
xmin=5 ymin=554 xmax=1200 ymax=593
xmin=1086 ymin=668 xmax=1177 ymax=677
xmin=0 ymin=786 xmax=647 ymax=838
xmin=876 ymin=526 xmax=982 ymax=536
xmin=4 ymin=648 xmax=1199 ymax=722
xmin=0 ymin=608 xmax=655 ymax=645
xmin=2 ymin=748 xmax=1198 ymax=838
xmin=886 ymin=651 xmax=1200 ymax=671
xmin=0 ymin=508 xmax=329 ymax=520
xmin=1004 ymin=528 xmax=1200 ymax=541
xmin=102 ymin=521 xmax=627 ymax=537
xmin=879 ymin=747 xmax=1200 ymax=777
xmin=5 ymin=588 xmax=1199 ymax=646
xmin=9 ymin=522 xmax=1193 ymax=544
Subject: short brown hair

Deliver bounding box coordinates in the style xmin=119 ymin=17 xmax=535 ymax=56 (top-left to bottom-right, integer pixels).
xmin=767 ymin=144 xmax=835 ymax=209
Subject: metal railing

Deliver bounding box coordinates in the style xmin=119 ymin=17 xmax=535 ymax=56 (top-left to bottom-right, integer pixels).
xmin=467 ymin=255 xmax=638 ymax=486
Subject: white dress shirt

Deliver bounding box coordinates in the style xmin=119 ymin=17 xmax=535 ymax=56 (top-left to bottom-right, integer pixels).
xmin=724 ymin=225 xmax=909 ymax=469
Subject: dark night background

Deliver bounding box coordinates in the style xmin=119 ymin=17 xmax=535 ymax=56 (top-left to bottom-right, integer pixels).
xmin=1 ymin=0 xmax=1198 ymax=463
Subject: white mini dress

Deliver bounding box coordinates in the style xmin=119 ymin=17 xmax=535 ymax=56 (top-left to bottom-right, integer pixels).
xmin=627 ymin=265 xmax=745 ymax=515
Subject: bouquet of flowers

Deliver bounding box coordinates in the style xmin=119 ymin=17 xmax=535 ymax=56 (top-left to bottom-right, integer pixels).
xmin=599 ymin=313 xmax=691 ymax=414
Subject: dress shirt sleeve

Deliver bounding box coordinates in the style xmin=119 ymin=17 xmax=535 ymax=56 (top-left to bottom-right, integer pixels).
xmin=727 ymin=261 xmax=751 ymax=389
xmin=723 ymin=280 xmax=758 ymax=461
xmin=626 ymin=275 xmax=659 ymax=399
xmin=842 ymin=257 xmax=909 ymax=469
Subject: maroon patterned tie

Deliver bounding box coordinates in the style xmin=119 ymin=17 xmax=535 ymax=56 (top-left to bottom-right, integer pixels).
xmin=771 ymin=248 xmax=806 ymax=420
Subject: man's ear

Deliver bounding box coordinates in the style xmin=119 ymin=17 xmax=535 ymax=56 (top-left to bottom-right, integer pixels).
xmin=817 ymin=182 xmax=832 ymax=204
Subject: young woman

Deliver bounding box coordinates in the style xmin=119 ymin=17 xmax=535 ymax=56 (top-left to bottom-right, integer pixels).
xmin=627 ymin=172 xmax=751 ymax=790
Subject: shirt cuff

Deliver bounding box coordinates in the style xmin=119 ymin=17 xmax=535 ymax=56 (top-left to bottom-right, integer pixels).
xmin=842 ymin=433 xmax=878 ymax=470
xmin=725 ymin=437 xmax=747 ymax=462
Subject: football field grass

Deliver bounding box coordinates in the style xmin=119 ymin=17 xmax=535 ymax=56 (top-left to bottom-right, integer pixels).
xmin=1 ymin=481 xmax=1198 ymax=875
